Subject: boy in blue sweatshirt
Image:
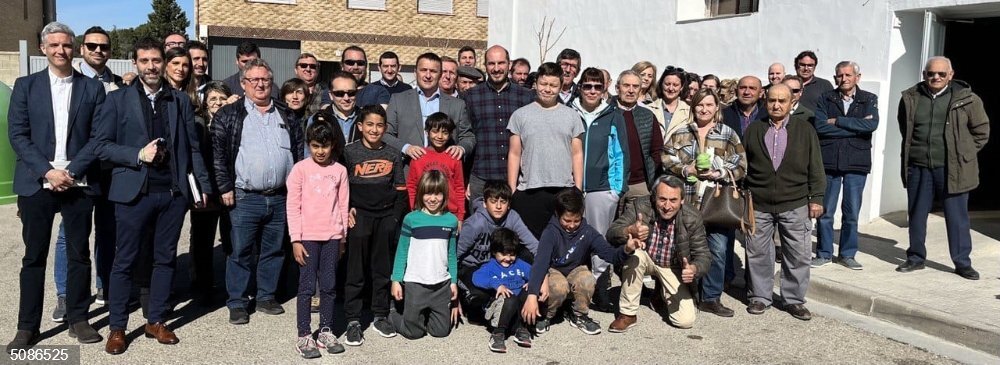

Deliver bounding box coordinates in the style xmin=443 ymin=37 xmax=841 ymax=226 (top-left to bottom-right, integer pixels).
xmin=458 ymin=181 xmax=539 ymax=321
xmin=521 ymin=188 xmax=641 ymax=335
xmin=472 ymin=228 xmax=533 ymax=353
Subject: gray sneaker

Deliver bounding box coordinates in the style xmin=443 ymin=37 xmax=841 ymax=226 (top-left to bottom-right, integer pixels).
xmin=566 ymin=312 xmax=602 ymax=335
xmin=316 ymin=328 xmax=345 ymax=354
xmin=810 ymin=257 xmax=832 ymax=268
xmin=488 ymin=332 xmax=507 ymax=353
xmin=534 ymin=317 xmax=550 ymax=334
xmin=838 ymin=257 xmax=863 ymax=270
xmin=485 ymin=297 xmax=505 ymax=328
xmin=51 ymin=296 xmax=66 ymax=323
xmin=295 ymin=335 xmax=321 ymax=359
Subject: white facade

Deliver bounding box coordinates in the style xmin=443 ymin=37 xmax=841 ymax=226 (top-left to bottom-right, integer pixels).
xmin=488 ymin=0 xmax=1000 ymax=223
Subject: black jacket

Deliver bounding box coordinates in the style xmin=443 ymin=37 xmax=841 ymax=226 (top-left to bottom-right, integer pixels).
xmin=211 ymin=97 xmax=304 ymax=194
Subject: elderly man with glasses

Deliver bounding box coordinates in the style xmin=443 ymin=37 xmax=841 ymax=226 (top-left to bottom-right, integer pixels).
xmin=895 ymin=56 xmax=989 ymax=280
xmin=212 ymin=58 xmax=305 ymax=325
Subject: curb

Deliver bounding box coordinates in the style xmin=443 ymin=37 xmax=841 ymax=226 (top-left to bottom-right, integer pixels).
xmin=808 ymin=276 xmax=1000 ymax=357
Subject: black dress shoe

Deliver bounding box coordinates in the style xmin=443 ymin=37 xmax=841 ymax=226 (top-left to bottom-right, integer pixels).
xmin=746 ymin=301 xmax=770 ymax=315
xmin=786 ymin=304 xmax=812 ymax=321
xmin=895 ymin=260 xmax=925 ymax=273
xmin=229 ymin=307 xmax=249 ymax=325
xmin=955 ymin=266 xmax=980 ymax=280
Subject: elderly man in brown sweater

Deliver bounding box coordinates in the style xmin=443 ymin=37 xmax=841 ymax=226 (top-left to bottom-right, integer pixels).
xmin=742 ymin=84 xmax=825 ymax=321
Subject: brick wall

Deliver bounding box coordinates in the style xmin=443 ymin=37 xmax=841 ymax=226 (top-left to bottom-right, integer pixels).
xmin=0 ymin=52 xmax=21 ymax=87
xmin=198 ymin=0 xmax=487 ymax=64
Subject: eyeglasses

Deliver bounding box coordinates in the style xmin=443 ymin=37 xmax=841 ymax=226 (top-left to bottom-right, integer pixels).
xmin=581 ymin=83 xmax=605 ymax=92
xmin=165 ymin=42 xmax=186 ymax=48
xmin=84 ymin=43 xmax=110 ymax=52
xmin=330 ymin=90 xmax=358 ymax=98
xmin=924 ymin=71 xmax=948 ymax=78
xmin=242 ymin=77 xmax=271 ymax=85
xmin=342 ymin=59 xmax=366 ymax=67
xmin=797 ymin=63 xmax=816 ymax=69
xmin=790 ymin=88 xmax=802 ymax=93
xmin=297 ymin=63 xmax=318 ymax=70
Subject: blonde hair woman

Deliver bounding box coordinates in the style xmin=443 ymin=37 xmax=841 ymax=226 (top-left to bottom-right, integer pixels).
xmin=631 ymin=61 xmax=658 ymax=105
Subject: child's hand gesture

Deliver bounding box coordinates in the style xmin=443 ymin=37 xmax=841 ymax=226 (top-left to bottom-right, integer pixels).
xmin=625 ymin=233 xmax=645 ymax=254
xmin=391 ymin=281 xmax=404 ymax=301
xmin=292 ymin=241 xmax=308 ymax=266
xmin=348 ymin=208 xmax=356 ymax=228
xmin=521 ymin=295 xmax=540 ymax=324
xmin=496 ymin=285 xmax=513 ymax=298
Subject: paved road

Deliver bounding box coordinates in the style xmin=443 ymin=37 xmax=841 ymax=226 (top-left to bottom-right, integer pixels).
xmin=0 ymin=205 xmax=960 ymax=364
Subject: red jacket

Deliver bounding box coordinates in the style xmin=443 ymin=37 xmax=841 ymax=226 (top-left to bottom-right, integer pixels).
xmin=407 ymin=148 xmax=466 ymax=218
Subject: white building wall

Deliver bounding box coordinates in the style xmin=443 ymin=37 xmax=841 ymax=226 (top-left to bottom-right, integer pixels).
xmin=488 ymin=0 xmax=998 ymax=223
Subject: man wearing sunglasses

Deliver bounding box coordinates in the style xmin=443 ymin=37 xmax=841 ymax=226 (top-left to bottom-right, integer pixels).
xmin=222 ymin=41 xmax=279 ymax=99
xmin=294 ymin=53 xmax=329 ymax=109
xmin=341 ymin=45 xmax=389 ymax=110
xmin=74 ymin=26 xmax=123 ymax=93
xmin=896 ymin=56 xmax=989 ymax=280
xmin=794 ymin=50 xmax=834 ymax=112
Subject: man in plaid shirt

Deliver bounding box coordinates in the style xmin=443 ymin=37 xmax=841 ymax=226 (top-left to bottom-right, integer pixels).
xmin=605 ymin=175 xmax=711 ymax=332
xmin=462 ymin=45 xmax=535 ymax=201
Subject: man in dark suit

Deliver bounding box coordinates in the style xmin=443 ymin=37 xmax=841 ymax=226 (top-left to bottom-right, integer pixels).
xmin=7 ymin=22 xmax=106 ymax=349
xmin=383 ymin=52 xmax=475 ymax=172
xmin=95 ymin=38 xmax=211 ymax=355
xmin=222 ymin=41 xmax=278 ymax=99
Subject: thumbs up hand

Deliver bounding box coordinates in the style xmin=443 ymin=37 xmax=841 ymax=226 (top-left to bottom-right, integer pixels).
xmin=625 ymin=233 xmax=644 ymax=254
xmin=681 ymin=257 xmax=697 ymax=283
xmin=630 ymin=212 xmax=649 ymax=241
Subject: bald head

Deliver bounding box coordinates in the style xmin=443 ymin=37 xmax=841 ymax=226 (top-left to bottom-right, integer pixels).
xmin=768 ymin=63 xmax=785 ymax=86
xmin=736 ymin=76 xmax=763 ymax=107
xmin=484 ymin=45 xmax=511 ymax=85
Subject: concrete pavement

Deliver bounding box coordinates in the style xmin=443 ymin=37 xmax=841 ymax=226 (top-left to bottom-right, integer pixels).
xmin=806 ymin=210 xmax=1000 ymax=357
xmin=0 ymin=203 xmax=980 ymax=364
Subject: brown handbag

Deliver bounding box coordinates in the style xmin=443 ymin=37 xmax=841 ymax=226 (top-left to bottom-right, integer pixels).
xmin=700 ymin=184 xmax=755 ymax=234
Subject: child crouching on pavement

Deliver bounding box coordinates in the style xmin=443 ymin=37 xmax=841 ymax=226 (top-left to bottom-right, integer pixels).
xmin=286 ymin=120 xmax=349 ymax=358
xmin=457 ymin=180 xmax=538 ymax=321
xmin=521 ymin=188 xmax=641 ymax=335
xmin=472 ymin=228 xmax=534 ymax=353
xmin=390 ymin=170 xmax=460 ymax=339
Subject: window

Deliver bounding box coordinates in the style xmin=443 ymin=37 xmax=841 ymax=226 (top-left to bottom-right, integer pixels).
xmin=247 ymin=0 xmax=296 ymax=4
xmin=418 ymin=0 xmax=453 ymax=15
xmin=348 ymin=0 xmax=385 ymax=10
xmin=709 ymin=0 xmax=758 ymax=17
xmin=477 ymin=0 xmax=489 ymax=17
xmin=677 ymin=0 xmax=758 ymax=22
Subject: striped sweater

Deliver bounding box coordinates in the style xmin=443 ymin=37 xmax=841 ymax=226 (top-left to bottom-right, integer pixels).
xmin=391 ymin=210 xmax=459 ymax=285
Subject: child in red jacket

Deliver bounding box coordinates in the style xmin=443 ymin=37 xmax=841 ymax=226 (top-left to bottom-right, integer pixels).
xmin=407 ymin=112 xmax=466 ymax=220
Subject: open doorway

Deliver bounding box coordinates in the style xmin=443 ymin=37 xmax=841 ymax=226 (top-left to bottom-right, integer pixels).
xmin=943 ymin=18 xmax=999 ymax=211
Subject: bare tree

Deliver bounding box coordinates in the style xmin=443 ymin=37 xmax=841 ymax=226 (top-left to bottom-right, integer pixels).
xmin=535 ymin=16 xmax=567 ymax=65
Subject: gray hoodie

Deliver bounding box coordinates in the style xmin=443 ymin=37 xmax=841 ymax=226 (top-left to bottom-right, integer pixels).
xmin=457 ymin=198 xmax=539 ymax=268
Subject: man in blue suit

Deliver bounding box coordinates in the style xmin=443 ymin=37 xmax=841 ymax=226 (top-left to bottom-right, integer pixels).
xmin=95 ymin=37 xmax=212 ymax=355
xmin=7 ymin=22 xmax=106 ymax=349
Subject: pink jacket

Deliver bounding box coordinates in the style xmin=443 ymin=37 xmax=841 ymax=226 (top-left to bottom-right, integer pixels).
xmin=286 ymin=159 xmax=350 ymax=242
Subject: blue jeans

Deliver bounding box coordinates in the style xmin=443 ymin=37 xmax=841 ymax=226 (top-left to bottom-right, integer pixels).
xmin=700 ymin=226 xmax=734 ymax=302
xmin=817 ymin=172 xmax=868 ymax=259
xmin=54 ymin=223 xmax=67 ymax=298
xmin=905 ymin=166 xmax=972 ymax=268
xmin=225 ymin=190 xmax=287 ymax=309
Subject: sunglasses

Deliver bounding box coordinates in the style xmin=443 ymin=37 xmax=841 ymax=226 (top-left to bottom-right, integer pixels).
xmin=331 ymin=90 xmax=358 ymax=98
xmin=581 ymin=83 xmax=605 ymax=92
xmin=342 ymin=60 xmax=365 ymax=67
xmin=84 ymin=43 xmax=110 ymax=52
xmin=924 ymin=71 xmax=948 ymax=78
xmin=297 ymin=63 xmax=318 ymax=70
xmin=791 ymin=88 xmax=802 ymax=93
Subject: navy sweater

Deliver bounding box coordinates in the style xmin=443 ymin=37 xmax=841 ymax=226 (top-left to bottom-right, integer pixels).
xmin=526 ymin=216 xmax=627 ymax=295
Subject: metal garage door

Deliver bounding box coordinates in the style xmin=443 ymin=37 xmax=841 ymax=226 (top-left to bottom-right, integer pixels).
xmin=208 ymin=37 xmax=300 ymax=87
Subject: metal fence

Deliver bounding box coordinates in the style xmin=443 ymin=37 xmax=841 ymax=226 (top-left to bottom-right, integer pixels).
xmin=29 ymin=56 xmax=134 ymax=76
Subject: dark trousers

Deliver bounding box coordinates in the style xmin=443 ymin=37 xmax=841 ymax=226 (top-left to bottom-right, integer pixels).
xmin=189 ymin=209 xmax=222 ymax=291
xmin=906 ymin=166 xmax=973 ymax=268
xmin=494 ymin=291 xmax=528 ymax=334
xmin=17 ymin=189 xmax=93 ymax=330
xmin=93 ymin=190 xmax=116 ymax=294
xmin=109 ymin=192 xmax=188 ymax=330
xmin=511 ymin=187 xmax=563 ymax=239
xmin=457 ymin=265 xmax=491 ymax=319
xmin=390 ymin=281 xmax=452 ymax=339
xmin=343 ymin=213 xmax=395 ymax=322
xmin=297 ymin=239 xmax=340 ymax=336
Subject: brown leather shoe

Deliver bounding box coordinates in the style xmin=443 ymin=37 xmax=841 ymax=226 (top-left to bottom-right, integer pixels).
xmin=144 ymin=323 xmax=179 ymax=345
xmin=105 ymin=330 xmax=127 ymax=355
xmin=608 ymin=313 xmax=637 ymax=333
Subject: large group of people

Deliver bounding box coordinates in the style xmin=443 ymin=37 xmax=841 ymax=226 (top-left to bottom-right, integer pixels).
xmin=6 ymin=21 xmax=990 ymax=359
